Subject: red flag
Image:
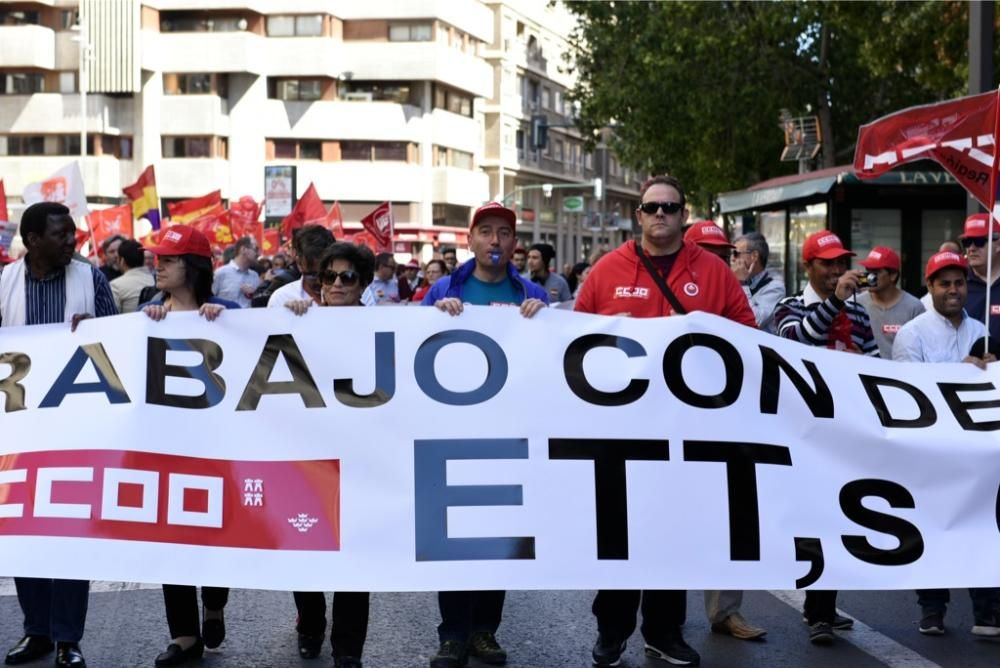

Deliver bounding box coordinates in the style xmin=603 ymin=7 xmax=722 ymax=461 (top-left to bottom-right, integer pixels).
xmin=262 ymin=227 xmax=280 ymax=255
xmin=190 ymin=209 xmax=234 ymax=251
xmin=86 ymin=204 xmax=134 ymax=253
xmin=281 ymin=183 xmax=326 ymax=240
xmin=229 ymin=195 xmax=262 ymax=239
xmin=325 ymin=201 xmax=345 ymax=238
xmin=167 ymin=190 xmax=222 ymax=223
xmin=360 ymin=201 xmax=393 ymax=252
xmin=854 ymin=91 xmax=997 ymax=210
xmin=75 ymin=229 xmax=91 ymax=254
xmin=0 ymin=179 xmax=8 ymax=222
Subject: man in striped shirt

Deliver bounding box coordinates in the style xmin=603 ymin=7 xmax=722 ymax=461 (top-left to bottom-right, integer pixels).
xmin=0 ymin=201 xmax=117 ymax=668
xmin=773 ymin=229 xmax=876 ymax=648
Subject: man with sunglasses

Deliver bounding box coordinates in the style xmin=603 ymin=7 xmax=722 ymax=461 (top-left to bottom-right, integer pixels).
xmin=731 ymin=232 xmax=785 ymax=333
xmin=577 ymin=176 xmax=756 ymax=668
xmin=960 ymin=213 xmax=1000 ymax=340
xmin=421 ymin=201 xmax=547 ymax=668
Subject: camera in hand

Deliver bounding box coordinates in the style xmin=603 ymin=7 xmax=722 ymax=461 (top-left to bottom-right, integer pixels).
xmin=856 ymin=271 xmax=878 ymax=288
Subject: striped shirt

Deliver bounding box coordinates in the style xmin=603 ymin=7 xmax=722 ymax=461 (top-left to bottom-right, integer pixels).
xmin=5 ymin=261 xmax=118 ymax=326
xmin=774 ymin=283 xmax=879 ymax=357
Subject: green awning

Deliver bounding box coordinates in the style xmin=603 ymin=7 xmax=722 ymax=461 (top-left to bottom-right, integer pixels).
xmin=718 ymin=175 xmax=841 ymax=214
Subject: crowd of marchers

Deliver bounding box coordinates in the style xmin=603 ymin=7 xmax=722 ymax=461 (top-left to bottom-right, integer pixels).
xmin=2 ymin=174 xmax=999 ymax=668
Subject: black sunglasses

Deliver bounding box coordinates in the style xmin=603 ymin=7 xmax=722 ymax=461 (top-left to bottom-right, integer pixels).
xmin=961 ymin=236 xmax=999 ymax=248
xmin=320 ymin=270 xmax=360 ymax=286
xmin=639 ymin=201 xmax=684 ymax=215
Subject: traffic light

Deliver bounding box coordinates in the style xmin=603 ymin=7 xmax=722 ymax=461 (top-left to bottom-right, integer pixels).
xmin=530 ymin=114 xmax=548 ymax=150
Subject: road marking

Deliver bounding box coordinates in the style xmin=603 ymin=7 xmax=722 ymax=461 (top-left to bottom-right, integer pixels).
xmin=769 ymin=590 xmax=942 ymax=668
xmin=0 ymin=579 xmax=159 ymax=596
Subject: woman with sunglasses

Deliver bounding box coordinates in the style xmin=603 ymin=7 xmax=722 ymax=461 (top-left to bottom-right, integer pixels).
xmin=283 ymin=241 xmax=374 ymax=668
xmin=137 ymin=225 xmax=240 ymax=667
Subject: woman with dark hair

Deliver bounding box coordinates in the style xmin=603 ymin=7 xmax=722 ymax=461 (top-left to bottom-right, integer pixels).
xmin=410 ymin=259 xmax=446 ymax=303
xmin=568 ymin=261 xmax=591 ymax=297
xmin=138 ymin=226 xmax=239 ymax=666
xmin=283 ymin=241 xmax=373 ymax=668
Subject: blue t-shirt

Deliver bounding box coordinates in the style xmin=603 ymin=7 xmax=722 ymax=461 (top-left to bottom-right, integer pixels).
xmin=461 ymin=275 xmax=522 ymax=306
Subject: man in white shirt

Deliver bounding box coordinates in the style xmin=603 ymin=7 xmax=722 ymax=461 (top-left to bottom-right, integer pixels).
xmin=892 ymin=250 xmax=1000 ymax=637
xmin=212 ymin=236 xmax=261 ymax=308
xmin=267 ymin=225 xmax=335 ymax=309
xmin=361 ymin=253 xmax=400 ymax=305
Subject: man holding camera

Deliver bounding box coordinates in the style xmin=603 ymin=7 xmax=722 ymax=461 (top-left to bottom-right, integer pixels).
xmin=854 ymin=246 xmax=924 ymax=358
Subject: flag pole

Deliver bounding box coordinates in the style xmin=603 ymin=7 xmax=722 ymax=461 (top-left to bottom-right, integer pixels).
xmin=986 ymin=86 xmax=1000 ymax=352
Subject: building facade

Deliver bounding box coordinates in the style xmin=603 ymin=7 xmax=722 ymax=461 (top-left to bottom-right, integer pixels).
xmin=0 ymin=0 xmax=640 ymax=264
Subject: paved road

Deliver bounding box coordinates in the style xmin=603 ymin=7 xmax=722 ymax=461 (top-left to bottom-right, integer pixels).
xmin=0 ymin=582 xmax=997 ymax=667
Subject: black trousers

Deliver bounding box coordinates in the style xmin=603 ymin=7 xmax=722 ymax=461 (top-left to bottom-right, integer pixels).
xmin=293 ymin=591 xmax=370 ymax=657
xmin=803 ymin=590 xmax=838 ymax=625
xmin=437 ymin=590 xmax=505 ymax=643
xmin=161 ymin=585 xmax=229 ymax=639
xmin=15 ymin=578 xmax=89 ymax=644
xmin=592 ymin=590 xmax=687 ymax=642
xmin=917 ymin=588 xmax=1000 ymax=620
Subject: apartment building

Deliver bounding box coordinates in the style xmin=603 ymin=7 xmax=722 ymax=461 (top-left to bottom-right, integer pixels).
xmin=0 ymin=0 xmax=639 ymax=262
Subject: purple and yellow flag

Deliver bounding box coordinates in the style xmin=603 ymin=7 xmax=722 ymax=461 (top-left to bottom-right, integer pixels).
xmin=123 ymin=165 xmax=161 ymax=230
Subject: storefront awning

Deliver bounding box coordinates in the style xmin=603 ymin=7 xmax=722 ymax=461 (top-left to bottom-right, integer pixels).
xmin=717 ymin=166 xmax=850 ymax=214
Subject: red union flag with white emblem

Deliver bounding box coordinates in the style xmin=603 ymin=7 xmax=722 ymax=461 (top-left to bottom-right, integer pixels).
xmin=360 ymin=201 xmax=393 ymax=252
xmin=853 ymin=91 xmax=999 ymax=211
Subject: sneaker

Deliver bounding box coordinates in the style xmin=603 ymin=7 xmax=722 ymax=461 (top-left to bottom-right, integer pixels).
xmin=808 ymin=621 xmax=835 ymax=645
xmin=430 ymin=640 xmax=467 ymax=668
xmin=644 ymin=631 xmax=700 ymax=665
xmin=802 ymin=613 xmax=854 ymax=630
xmin=468 ymin=631 xmax=507 ymax=665
xmin=971 ymin=617 xmax=1000 ymax=637
xmin=710 ymin=613 xmax=767 ymax=640
xmin=591 ymin=634 xmax=626 ymax=667
xmin=919 ymin=612 xmax=945 ymax=635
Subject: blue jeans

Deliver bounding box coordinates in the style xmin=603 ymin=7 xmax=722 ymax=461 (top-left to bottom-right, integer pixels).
xmin=15 ymin=578 xmax=89 ymax=643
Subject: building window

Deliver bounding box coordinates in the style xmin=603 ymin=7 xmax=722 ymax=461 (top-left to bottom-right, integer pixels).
xmin=433 ymin=85 xmax=473 ymax=118
xmin=267 ymin=14 xmax=323 ymax=37
xmin=1 ymin=73 xmax=44 ymax=95
xmin=164 ymin=73 xmax=228 ymax=96
xmin=59 ymin=9 xmax=79 ymax=30
xmin=554 ymin=139 xmax=564 ymax=161
xmin=339 ymin=81 xmax=419 ymax=105
xmin=340 ymin=141 xmax=410 ymax=162
xmin=0 ymin=136 xmax=44 ymax=155
xmin=58 ymin=72 xmax=75 ymax=93
xmin=388 ymin=23 xmax=433 ymax=42
xmin=160 ymin=12 xmax=248 ymax=32
xmin=541 ymin=87 xmax=550 ymax=109
xmin=450 ymin=149 xmax=473 ymax=170
xmin=434 ymin=146 xmax=448 ymax=167
xmin=271 ymin=78 xmax=323 ymax=101
xmin=162 ymin=136 xmax=223 ymax=158
xmin=527 ymin=79 xmax=539 ymax=109
xmin=0 ymin=10 xmax=40 ymax=26
xmin=553 ymin=90 xmax=562 ymax=115
xmin=269 ymin=139 xmax=324 ymax=160
xmin=0 ymin=134 xmax=131 ymax=158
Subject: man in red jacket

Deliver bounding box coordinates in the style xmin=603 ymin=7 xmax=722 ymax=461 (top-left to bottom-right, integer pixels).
xmin=576 ymin=175 xmax=758 ymax=667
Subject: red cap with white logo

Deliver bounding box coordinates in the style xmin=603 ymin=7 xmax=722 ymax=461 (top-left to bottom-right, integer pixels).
xmin=147 ymin=225 xmax=213 ymax=258
xmin=959 ymin=213 xmax=1000 ymax=239
xmin=684 ymin=220 xmax=733 ymax=248
xmin=802 ymin=230 xmax=854 ymax=262
xmin=859 ymin=246 xmax=901 ymax=271
xmin=925 ymin=250 xmax=968 ymax=280
xmin=470 ymin=202 xmax=516 ymax=231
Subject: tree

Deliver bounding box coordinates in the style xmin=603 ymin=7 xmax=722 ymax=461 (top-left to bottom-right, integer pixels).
xmin=563 ymin=1 xmax=977 ymax=210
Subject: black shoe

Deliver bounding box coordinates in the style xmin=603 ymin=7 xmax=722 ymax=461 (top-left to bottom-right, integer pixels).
xmin=333 ymin=657 xmax=362 ymax=668
xmin=54 ymin=643 xmax=85 ymax=668
xmin=468 ymin=631 xmax=506 ymax=665
xmin=201 ymin=608 xmax=225 ymax=649
xmin=4 ymin=635 xmax=54 ymax=665
xmin=154 ymin=640 xmax=204 ymax=666
xmin=298 ymin=633 xmax=323 ymax=659
xmin=591 ymin=633 xmax=626 ymax=667
xmin=919 ymin=611 xmax=945 ymax=635
xmin=644 ymin=631 xmax=700 ymax=665
xmin=808 ymin=621 xmax=835 ymax=645
xmin=832 ymin=614 xmax=854 ymax=630
xmin=429 ymin=640 xmax=467 ymax=668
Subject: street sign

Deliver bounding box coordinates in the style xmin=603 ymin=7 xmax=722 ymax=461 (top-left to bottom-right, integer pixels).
xmin=563 ymin=195 xmax=585 ymax=213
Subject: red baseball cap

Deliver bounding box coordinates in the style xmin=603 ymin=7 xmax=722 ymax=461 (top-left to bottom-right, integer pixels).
xmin=802 ymin=230 xmax=854 ymax=262
xmin=470 ymin=202 xmax=516 ymax=231
xmin=959 ymin=213 xmax=1000 ymax=239
xmin=925 ymin=250 xmax=968 ymax=280
xmin=858 ymin=246 xmax=901 ymax=271
xmin=684 ymin=220 xmax=733 ymax=248
xmin=405 ymin=258 xmax=420 ymax=269
xmin=147 ymin=225 xmax=213 ymax=258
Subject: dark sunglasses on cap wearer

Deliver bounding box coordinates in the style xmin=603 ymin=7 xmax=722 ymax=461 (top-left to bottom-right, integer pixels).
xmin=961 ymin=236 xmax=1000 ymax=248
xmin=639 ymin=201 xmax=684 ymax=215
xmin=320 ymin=270 xmax=360 ymax=286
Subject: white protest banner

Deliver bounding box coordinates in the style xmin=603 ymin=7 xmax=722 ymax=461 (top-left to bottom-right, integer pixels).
xmin=0 ymin=307 xmax=998 ymax=593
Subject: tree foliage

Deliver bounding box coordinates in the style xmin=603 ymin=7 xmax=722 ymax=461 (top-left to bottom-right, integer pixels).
xmin=563 ymin=1 xmax=977 ymax=209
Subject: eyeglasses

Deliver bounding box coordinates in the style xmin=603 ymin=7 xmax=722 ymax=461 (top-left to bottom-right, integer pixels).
xmin=319 ymin=270 xmax=360 ymax=286
xmin=961 ymin=236 xmax=999 ymax=248
xmin=730 ymin=249 xmax=753 ymax=258
xmin=639 ymin=201 xmax=684 ymax=215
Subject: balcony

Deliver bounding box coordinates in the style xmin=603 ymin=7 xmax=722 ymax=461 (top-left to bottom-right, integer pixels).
xmin=339 ymin=42 xmax=492 ymax=98
xmin=143 ymin=31 xmax=267 ymax=74
xmin=333 ymin=0 xmax=493 ymax=42
xmin=161 ymin=96 xmax=231 ymax=136
xmin=431 ymin=167 xmax=489 ymax=208
xmin=0 ymin=25 xmax=55 ymax=69
xmin=157 ymin=159 xmax=232 ymax=199
xmin=289 ymin=161 xmax=426 ymax=203
xmin=256 ymin=99 xmax=424 ymax=142
xmin=264 ymin=37 xmax=340 ymax=77
xmin=429 ymin=110 xmax=480 ymax=154
xmin=0 ymin=156 xmax=133 ymax=200
xmin=0 ymin=94 xmax=133 ymax=135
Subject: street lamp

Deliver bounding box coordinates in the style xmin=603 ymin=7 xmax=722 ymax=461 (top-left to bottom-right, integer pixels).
xmin=70 ymin=11 xmax=94 ymax=162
